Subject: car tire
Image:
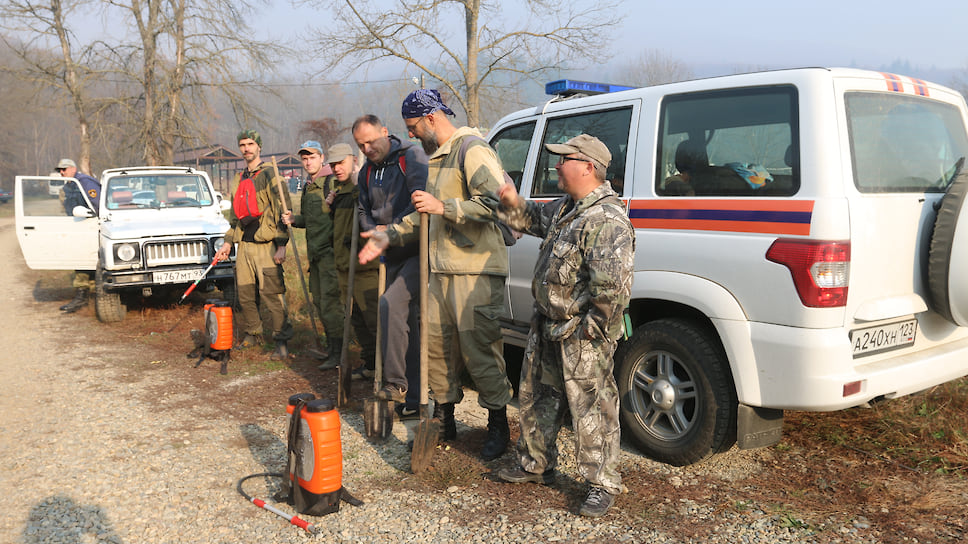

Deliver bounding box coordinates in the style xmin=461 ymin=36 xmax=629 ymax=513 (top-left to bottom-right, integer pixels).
xmin=615 ymin=318 xmax=737 ymax=466
xmin=928 ymin=169 xmax=968 ymax=326
xmin=94 ymin=265 xmax=126 ymax=323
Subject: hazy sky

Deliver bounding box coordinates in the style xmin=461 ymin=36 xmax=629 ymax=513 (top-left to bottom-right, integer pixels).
xmin=259 ymin=0 xmax=967 ymax=80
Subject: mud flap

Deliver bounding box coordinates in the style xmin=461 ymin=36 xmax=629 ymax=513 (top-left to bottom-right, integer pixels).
xmin=736 ymin=404 xmax=783 ymax=449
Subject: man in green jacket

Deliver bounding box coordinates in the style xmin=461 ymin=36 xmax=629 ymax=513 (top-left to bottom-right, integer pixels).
xmin=284 ymin=140 xmax=344 ymax=369
xmin=214 ymin=129 xmax=294 ymax=360
xmin=326 ymin=143 xmax=378 ymax=381
xmin=359 ymin=90 xmax=514 ymax=461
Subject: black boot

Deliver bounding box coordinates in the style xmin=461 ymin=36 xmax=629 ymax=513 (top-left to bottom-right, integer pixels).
xmin=61 ymin=287 xmax=89 ymax=313
xmin=317 ymin=339 xmax=341 ymax=370
xmin=270 ymin=340 xmax=289 ymax=361
xmin=433 ymin=402 xmax=457 ymax=441
xmin=480 ymin=406 xmax=510 ymax=461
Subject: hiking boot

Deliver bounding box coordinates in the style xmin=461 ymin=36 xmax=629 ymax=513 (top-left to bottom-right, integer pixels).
xmin=395 ymin=403 xmax=420 ymax=421
xmin=496 ymin=466 xmax=556 ymax=485
xmin=578 ymin=486 xmax=615 ymax=518
xmin=61 ymin=287 xmax=89 ymax=313
xmin=376 ymin=383 xmax=407 ymax=403
xmin=351 ymin=366 xmax=375 ymax=380
xmin=270 ymin=341 xmax=290 ymax=361
xmin=316 ymin=340 xmax=341 ymax=370
xmin=238 ymin=334 xmax=262 ymax=348
xmin=480 ymin=406 xmax=510 ymax=461
xmin=433 ymin=402 xmax=457 ymax=441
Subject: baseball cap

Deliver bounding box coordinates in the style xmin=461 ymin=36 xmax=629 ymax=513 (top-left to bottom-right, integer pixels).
xmin=56 ymin=158 xmax=76 ymax=170
xmin=326 ymin=143 xmax=354 ymax=164
xmin=544 ymin=134 xmax=612 ymax=168
xmin=298 ymin=140 xmax=324 ymax=155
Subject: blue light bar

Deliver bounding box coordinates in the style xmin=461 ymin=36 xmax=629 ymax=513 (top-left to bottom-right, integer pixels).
xmin=545 ymin=79 xmax=635 ymax=96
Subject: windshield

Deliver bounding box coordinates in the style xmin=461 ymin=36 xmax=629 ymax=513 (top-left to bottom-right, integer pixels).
xmin=105 ymin=174 xmax=214 ymax=210
xmin=846 ymin=92 xmax=968 ymax=193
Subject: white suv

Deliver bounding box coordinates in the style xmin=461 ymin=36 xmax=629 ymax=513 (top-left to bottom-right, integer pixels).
xmin=488 ymin=68 xmax=968 ymax=465
xmin=15 ymin=166 xmax=235 ymax=322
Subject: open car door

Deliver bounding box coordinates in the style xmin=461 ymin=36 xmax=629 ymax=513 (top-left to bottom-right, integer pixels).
xmin=15 ymin=175 xmax=98 ymax=270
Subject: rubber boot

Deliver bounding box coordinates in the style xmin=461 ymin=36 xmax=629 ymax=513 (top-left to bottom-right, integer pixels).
xmin=433 ymin=402 xmax=457 ymax=441
xmin=317 ymin=339 xmax=341 ymax=370
xmin=270 ymin=340 xmax=289 ymax=361
xmin=480 ymin=406 xmax=510 ymax=461
xmin=61 ymin=287 xmax=89 ymax=313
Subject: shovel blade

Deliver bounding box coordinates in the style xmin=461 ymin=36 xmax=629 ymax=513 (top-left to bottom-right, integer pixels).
xmin=410 ymin=417 xmax=441 ymax=473
xmin=363 ymin=398 xmax=393 ymax=441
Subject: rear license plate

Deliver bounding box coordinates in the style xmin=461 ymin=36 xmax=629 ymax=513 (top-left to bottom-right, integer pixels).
xmin=850 ymin=319 xmax=917 ymax=358
xmin=152 ymin=269 xmax=205 ymax=284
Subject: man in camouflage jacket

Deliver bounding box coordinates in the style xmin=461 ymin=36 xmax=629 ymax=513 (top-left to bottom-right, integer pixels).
xmin=215 ymin=129 xmax=294 ymax=360
xmin=494 ymin=134 xmax=634 ymax=518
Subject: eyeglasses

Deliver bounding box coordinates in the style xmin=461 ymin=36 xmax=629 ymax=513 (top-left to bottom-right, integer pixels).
xmin=556 ymin=156 xmax=589 ymax=166
xmin=405 ymin=115 xmax=429 ymax=133
xmin=56 ymin=168 xmax=66 ymax=172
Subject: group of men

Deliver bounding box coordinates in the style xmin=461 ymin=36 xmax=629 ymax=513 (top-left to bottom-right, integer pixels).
xmin=54 ymin=87 xmax=635 ymax=517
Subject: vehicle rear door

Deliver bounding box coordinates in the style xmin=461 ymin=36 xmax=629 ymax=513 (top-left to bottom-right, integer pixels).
xmin=15 ymin=176 xmax=99 ymax=270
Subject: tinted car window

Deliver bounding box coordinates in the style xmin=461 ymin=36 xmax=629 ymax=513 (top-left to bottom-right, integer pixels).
xmin=489 ymin=121 xmax=536 ymax=191
xmin=657 ymin=86 xmax=799 ymax=197
xmin=533 ymin=107 xmax=632 ymax=197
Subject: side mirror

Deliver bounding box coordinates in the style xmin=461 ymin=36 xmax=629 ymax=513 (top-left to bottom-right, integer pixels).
xmin=72 ymin=205 xmax=96 ymax=218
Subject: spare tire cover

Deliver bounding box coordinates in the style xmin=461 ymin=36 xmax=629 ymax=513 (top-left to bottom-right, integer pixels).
xmin=928 ymin=170 xmax=968 ymax=326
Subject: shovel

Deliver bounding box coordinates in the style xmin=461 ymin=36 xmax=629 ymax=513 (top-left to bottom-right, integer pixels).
xmin=364 ymin=259 xmax=392 ymax=440
xmin=337 ymin=203 xmax=360 ymax=408
xmin=411 ymin=213 xmax=440 ymax=473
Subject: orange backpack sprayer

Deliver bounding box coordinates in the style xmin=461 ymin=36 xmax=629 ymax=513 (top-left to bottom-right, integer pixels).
xmin=236 ymin=393 xmax=362 ymax=534
xmin=189 ymin=299 xmax=232 ymax=374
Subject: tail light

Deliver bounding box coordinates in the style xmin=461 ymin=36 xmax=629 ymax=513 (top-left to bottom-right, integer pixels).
xmin=766 ymin=239 xmax=850 ymax=308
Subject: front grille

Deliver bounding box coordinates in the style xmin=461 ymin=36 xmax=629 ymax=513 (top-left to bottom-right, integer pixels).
xmin=144 ymin=240 xmax=209 ymax=267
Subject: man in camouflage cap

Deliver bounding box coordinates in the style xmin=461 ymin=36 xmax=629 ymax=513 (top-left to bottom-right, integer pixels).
xmin=494 ymin=134 xmax=634 ymax=518
xmin=215 ymin=129 xmax=294 ymax=360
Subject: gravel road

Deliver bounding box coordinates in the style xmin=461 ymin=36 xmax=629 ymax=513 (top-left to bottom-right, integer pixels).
xmin=0 ymin=216 xmax=942 ymax=543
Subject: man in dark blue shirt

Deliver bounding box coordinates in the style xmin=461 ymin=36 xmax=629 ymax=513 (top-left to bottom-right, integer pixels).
xmin=56 ymin=158 xmax=101 ymax=313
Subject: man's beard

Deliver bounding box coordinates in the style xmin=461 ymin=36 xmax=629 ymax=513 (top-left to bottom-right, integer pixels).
xmin=419 ymin=131 xmax=439 ymax=155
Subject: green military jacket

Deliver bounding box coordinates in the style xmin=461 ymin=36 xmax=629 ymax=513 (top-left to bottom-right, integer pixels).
xmin=388 ymin=126 xmax=509 ymax=276
xmin=331 ymin=177 xmax=378 ymax=274
xmin=290 ymin=173 xmax=335 ymax=261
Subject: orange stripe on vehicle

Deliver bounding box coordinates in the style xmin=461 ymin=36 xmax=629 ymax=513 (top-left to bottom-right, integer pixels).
xmin=880 ymin=72 xmax=904 ymax=92
xmin=628 ymin=199 xmax=815 ymax=236
xmin=910 ymin=77 xmax=930 ymax=97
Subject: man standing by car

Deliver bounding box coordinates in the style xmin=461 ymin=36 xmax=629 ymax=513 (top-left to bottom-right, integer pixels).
xmin=359 ymin=90 xmax=513 ymax=460
xmin=56 ymin=158 xmax=101 ymax=314
xmin=281 ymin=140 xmax=343 ymax=369
xmin=353 ymin=114 xmax=427 ymax=419
xmin=214 ymin=130 xmax=293 ymax=360
xmin=493 ymin=134 xmax=634 ymax=518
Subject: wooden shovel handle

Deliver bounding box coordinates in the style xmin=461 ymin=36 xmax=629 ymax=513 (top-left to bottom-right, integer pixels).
xmin=419 ymin=213 xmax=429 ymax=410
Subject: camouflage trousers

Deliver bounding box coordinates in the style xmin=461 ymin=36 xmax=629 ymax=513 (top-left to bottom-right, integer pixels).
xmin=235 ymin=241 xmax=293 ymax=342
xmin=516 ymin=320 xmax=622 ymax=495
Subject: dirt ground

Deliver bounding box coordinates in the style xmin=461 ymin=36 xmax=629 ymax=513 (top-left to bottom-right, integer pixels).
xmin=2 ymin=215 xmax=966 ymax=543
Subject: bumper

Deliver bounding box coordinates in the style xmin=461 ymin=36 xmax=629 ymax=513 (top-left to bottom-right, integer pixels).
xmin=101 ymin=262 xmax=235 ymax=290
xmin=737 ymin=320 xmax=968 ymax=410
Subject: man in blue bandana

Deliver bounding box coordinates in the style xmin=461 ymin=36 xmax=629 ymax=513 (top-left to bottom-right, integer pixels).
xmin=359 ymin=89 xmax=514 ymax=461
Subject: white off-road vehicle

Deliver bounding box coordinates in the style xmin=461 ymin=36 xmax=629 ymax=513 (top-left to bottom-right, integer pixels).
xmin=489 ymin=68 xmax=968 ymax=465
xmin=15 ymin=166 xmax=235 ymax=322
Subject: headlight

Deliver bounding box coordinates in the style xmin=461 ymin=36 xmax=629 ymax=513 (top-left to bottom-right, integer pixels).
xmin=213 ymin=237 xmax=225 ymax=250
xmin=114 ymin=243 xmax=139 ymax=263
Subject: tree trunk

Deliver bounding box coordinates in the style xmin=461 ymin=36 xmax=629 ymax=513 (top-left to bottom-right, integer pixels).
xmin=52 ymin=0 xmax=93 ymax=174
xmin=463 ymin=0 xmax=480 ymax=128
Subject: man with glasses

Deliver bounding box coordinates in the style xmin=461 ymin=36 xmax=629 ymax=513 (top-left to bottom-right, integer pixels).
xmin=494 ymin=134 xmax=634 ymax=518
xmin=55 ymin=158 xmax=101 ymax=313
xmin=359 ymin=90 xmax=514 ymax=461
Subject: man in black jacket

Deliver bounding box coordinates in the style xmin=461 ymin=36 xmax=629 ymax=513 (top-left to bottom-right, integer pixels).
xmin=353 ymin=115 xmax=428 ymax=419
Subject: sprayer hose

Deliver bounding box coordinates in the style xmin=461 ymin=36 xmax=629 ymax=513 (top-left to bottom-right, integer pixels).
xmin=236 ymin=472 xmax=285 ymax=502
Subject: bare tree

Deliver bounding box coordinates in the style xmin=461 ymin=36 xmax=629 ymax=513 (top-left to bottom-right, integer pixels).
xmin=305 ymin=0 xmax=623 ymax=127
xmin=0 ymin=0 xmax=104 ymax=174
xmin=613 ymin=49 xmax=695 ymax=88
xmin=301 ymin=118 xmax=349 ymax=151
xmin=104 ymin=0 xmax=286 ymax=165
